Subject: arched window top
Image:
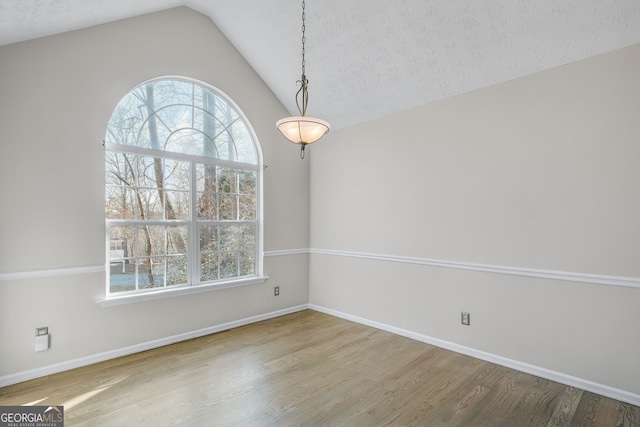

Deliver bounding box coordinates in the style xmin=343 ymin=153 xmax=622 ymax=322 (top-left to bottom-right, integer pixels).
xmin=106 ymin=77 xmax=258 ymax=165
xmin=104 ymin=77 xmax=263 ymax=298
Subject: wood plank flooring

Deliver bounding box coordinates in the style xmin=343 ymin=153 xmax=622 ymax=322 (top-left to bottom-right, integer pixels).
xmin=1 ymin=310 xmax=638 ymax=426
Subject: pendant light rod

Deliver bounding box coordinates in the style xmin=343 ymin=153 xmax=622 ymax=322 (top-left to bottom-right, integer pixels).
xmin=297 ymin=0 xmax=308 ymax=117
xmin=276 ymin=0 xmax=330 ymax=159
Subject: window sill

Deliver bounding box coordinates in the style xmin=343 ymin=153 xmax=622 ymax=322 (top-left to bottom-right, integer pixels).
xmin=98 ymin=276 xmax=269 ymax=308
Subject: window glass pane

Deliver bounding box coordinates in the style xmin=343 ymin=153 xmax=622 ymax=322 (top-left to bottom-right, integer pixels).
xmin=219 ymin=225 xmax=239 ymax=251
xmin=109 ymin=226 xmax=136 ymax=293
xmin=164 ymin=190 xmax=190 ymax=221
xmin=110 ymin=270 xmax=136 ymax=293
xmin=192 ymin=85 xmax=205 ymax=113
xmin=220 ymin=252 xmax=238 ymax=278
xmin=214 ymin=131 xmax=236 ymax=162
xmin=240 ymin=252 xmax=256 ymax=276
xmin=202 ymin=134 xmax=218 ymax=159
xmin=137 ymin=258 xmax=160 ymax=288
xmin=165 ymin=128 xmax=205 ymax=156
xmin=239 ymin=195 xmax=256 ymax=221
xmin=106 ymin=186 xmax=133 ymax=219
xmin=217 ymin=168 xmax=235 ymax=193
xmin=219 ymin=195 xmax=237 ymax=221
xmin=238 ymin=170 xmax=256 ymax=195
xmin=239 ymin=224 xmax=256 ymax=249
xmin=146 ymin=80 xmax=194 ymax=111
xmin=106 ymin=155 xmax=193 ymax=221
xmin=195 ymin=108 xmax=222 ymax=159
xmin=192 ymin=108 xmax=205 ymax=134
xmin=121 ymin=188 xmax=137 ymax=219
xmin=200 ymin=253 xmax=219 ymax=282
xmin=230 ymin=120 xmax=257 ymax=164
xmin=135 ymin=125 xmax=152 ymax=149
xmin=105 ymin=152 xmax=138 ymax=219
xmin=136 ymin=156 xmax=160 ymax=188
xmin=197 ymin=193 xmax=217 ymax=220
xmin=142 ymin=117 xmax=172 ymax=151
xmin=105 ymin=152 xmax=127 ymax=186
xmin=138 ymin=226 xmax=186 ymax=257
xmin=167 ymin=256 xmax=188 ymax=286
xmin=156 ymin=105 xmax=192 ymax=134
xmin=109 ymin=226 xmax=136 ymax=261
xmin=200 ymin=225 xmax=218 ymax=253
xmin=167 ymin=226 xmax=188 ymax=255
xmin=163 ymin=160 xmax=190 ymax=191
xmin=151 ymin=259 xmax=167 ymax=286
xmin=196 ymin=163 xmax=218 ymax=220
xmin=107 ymin=79 xmax=257 ymax=164
xmin=143 ymin=226 xmax=167 ymax=257
xmin=196 ymin=163 xmax=217 ymax=193
xmin=138 ymin=189 xmax=163 ymax=220
xmin=213 ymin=101 xmax=240 ymax=128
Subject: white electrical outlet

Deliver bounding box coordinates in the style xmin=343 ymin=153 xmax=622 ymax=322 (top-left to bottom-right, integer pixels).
xmin=461 ymin=312 xmax=471 ymax=326
xmin=35 ymin=334 xmax=49 ymax=352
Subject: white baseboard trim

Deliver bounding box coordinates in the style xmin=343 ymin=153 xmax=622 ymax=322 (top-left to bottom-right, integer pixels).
xmin=0 ymin=304 xmax=309 ymax=388
xmin=309 ymin=304 xmax=640 ymax=407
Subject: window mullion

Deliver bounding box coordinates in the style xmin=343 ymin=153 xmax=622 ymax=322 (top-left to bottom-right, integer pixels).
xmin=216 ymin=166 xmax=221 ymax=281
xmin=235 ymin=171 xmax=241 ymax=277
xmin=135 ymin=225 xmax=140 ymax=291
xmin=189 ymin=159 xmax=199 ymax=286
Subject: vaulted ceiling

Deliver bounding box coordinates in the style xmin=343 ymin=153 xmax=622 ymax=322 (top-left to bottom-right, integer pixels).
xmin=2 ymin=1 xmax=640 ymax=130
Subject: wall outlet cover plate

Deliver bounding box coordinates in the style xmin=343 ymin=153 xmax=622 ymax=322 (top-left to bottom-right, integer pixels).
xmin=35 ymin=334 xmax=49 ymax=352
xmin=461 ymin=312 xmax=471 ymax=325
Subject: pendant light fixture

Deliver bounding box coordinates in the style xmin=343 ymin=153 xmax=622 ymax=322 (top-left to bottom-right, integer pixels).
xmin=276 ymin=0 xmax=330 ymax=159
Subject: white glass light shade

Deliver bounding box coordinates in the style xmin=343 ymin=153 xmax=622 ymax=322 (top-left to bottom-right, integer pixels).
xmin=276 ymin=116 xmax=330 ymax=145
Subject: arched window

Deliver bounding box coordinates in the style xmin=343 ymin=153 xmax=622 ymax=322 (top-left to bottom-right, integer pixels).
xmin=104 ymin=77 xmax=262 ymax=296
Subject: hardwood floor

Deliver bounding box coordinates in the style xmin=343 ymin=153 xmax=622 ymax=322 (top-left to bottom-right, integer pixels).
xmin=1 ymin=310 xmax=638 ymax=426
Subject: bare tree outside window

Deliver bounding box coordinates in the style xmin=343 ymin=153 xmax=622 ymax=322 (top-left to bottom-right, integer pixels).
xmin=105 ymin=78 xmax=260 ymax=295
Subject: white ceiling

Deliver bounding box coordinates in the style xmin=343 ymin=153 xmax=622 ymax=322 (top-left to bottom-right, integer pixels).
xmin=2 ymin=0 xmax=640 ymax=130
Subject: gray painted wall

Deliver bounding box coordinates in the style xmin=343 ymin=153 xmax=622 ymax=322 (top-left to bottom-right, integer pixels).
xmin=0 ymin=7 xmax=310 ymax=377
xmin=309 ymin=43 xmax=640 ymax=397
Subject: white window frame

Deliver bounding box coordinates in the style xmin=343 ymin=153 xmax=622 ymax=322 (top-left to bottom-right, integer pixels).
xmin=100 ymin=77 xmax=265 ymax=307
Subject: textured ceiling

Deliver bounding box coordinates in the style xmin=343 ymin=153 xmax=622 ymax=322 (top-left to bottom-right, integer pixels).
xmin=2 ymin=1 xmax=640 ymax=130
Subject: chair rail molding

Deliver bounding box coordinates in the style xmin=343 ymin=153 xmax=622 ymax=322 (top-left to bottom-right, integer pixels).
xmin=309 ymin=248 xmax=640 ymax=289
